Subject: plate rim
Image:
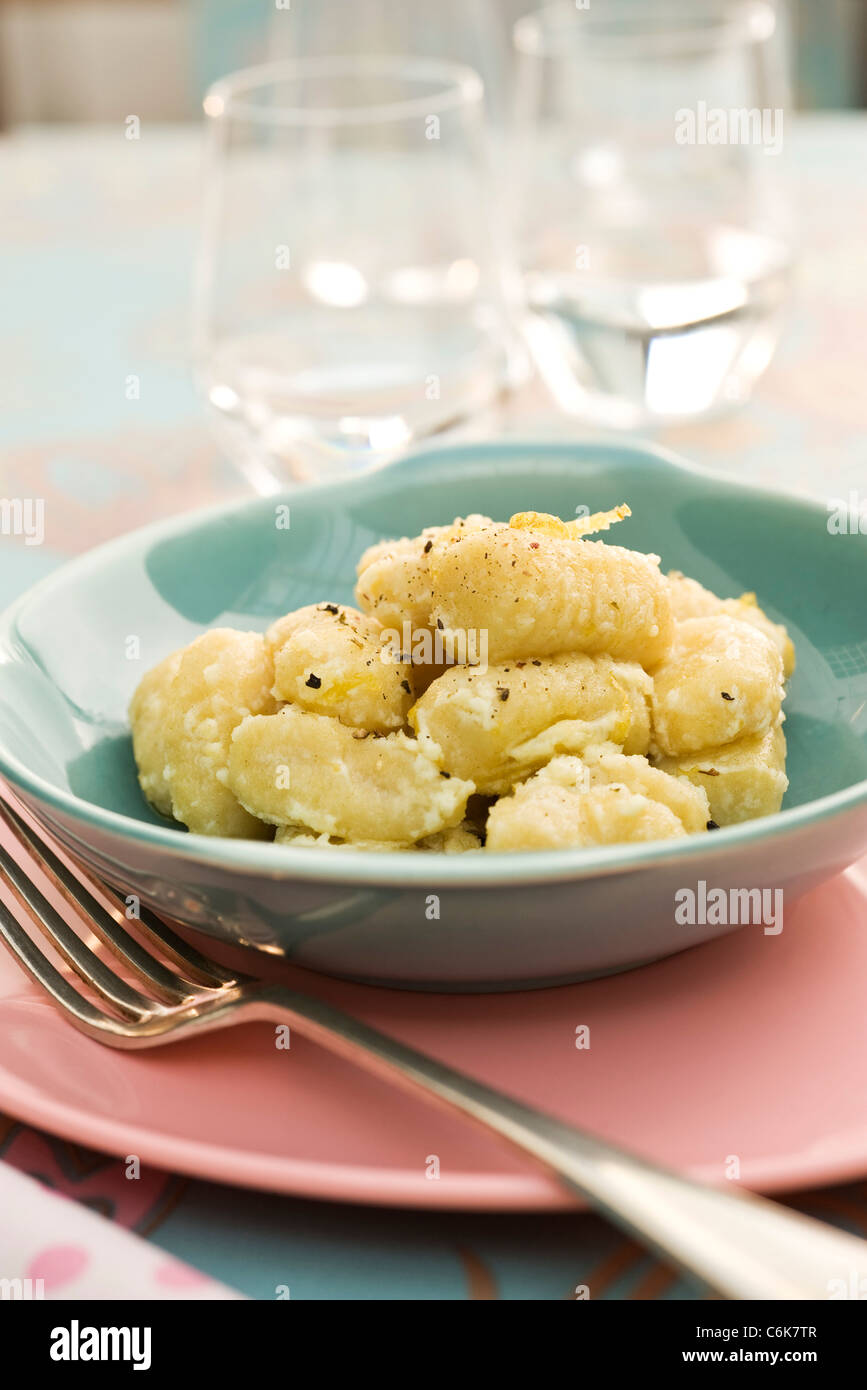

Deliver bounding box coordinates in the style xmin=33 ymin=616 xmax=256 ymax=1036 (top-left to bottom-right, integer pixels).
xmin=3 ymin=858 xmax=867 ymax=1211
xmin=5 ymin=1065 xmax=867 ymax=1212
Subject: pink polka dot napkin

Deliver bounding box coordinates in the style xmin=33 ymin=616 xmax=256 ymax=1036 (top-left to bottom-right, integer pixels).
xmin=0 ymin=1161 xmax=244 ymax=1300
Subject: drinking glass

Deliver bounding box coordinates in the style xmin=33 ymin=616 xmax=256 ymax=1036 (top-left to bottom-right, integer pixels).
xmin=194 ymin=57 xmax=520 ymax=489
xmin=512 ymin=0 xmax=794 ymax=427
xmin=265 ymin=0 xmax=519 ymax=130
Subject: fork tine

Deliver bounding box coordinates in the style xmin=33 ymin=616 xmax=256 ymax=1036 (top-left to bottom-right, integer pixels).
xmin=1 ymin=802 xmax=189 ymax=1003
xmin=0 ymin=799 xmax=190 ymax=1003
xmin=0 ymin=891 xmax=139 ymax=1038
xmin=0 ymin=835 xmax=154 ymax=1020
xmin=130 ymin=903 xmax=239 ymax=988
xmin=0 ymin=798 xmax=235 ymax=992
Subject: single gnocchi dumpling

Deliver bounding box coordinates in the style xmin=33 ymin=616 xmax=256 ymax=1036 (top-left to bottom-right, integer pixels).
xmin=129 ymin=648 xmax=183 ymax=818
xmin=667 ymin=572 xmax=796 ymax=678
xmin=355 ymin=515 xmax=494 ymax=633
xmin=428 ymin=523 xmax=674 ymax=667
xmin=655 ymin=723 xmax=788 ymax=826
xmin=575 ymin=746 xmax=712 ymax=833
xmin=651 ymin=616 xmax=784 ymax=757
xmin=227 ymin=705 xmax=474 ymax=844
xmin=410 ymin=653 xmax=652 ymax=794
xmin=130 ymin=629 xmax=277 ymax=838
xmin=355 ymin=515 xmax=494 ymax=695
xmin=266 ymin=602 xmax=412 ymax=733
xmin=485 ymin=750 xmax=710 ymax=851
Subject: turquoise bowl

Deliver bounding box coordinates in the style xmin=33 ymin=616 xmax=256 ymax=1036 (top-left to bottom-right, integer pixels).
xmin=1 ymin=440 xmax=866 ymax=990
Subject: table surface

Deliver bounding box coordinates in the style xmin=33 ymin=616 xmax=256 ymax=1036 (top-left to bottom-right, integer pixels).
xmin=0 ymin=115 xmax=865 ymax=1299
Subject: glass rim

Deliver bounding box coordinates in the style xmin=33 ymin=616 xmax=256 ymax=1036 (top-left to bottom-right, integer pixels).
xmin=514 ymin=0 xmax=778 ymax=59
xmin=203 ymin=55 xmax=485 ymax=127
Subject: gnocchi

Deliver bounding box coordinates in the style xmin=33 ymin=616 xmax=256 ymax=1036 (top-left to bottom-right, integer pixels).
xmin=667 ymin=572 xmax=795 ymax=678
xmin=486 ymin=751 xmax=711 ymax=851
xmin=130 ymin=504 xmax=793 ymax=852
xmin=428 ymin=522 xmax=674 ymax=666
xmin=129 ymin=648 xmax=183 ymax=818
xmin=651 ymin=616 xmax=784 ymax=756
xmin=274 ymin=822 xmax=483 ymax=853
xmin=227 ymin=705 xmax=474 ymax=844
xmin=266 ymin=602 xmax=412 ymax=733
xmin=355 ymin=515 xmax=493 ymax=633
xmin=410 ymin=653 xmax=652 ymax=793
xmin=131 ymin=629 xmax=276 ymax=838
xmin=655 ymin=723 xmax=788 ymax=826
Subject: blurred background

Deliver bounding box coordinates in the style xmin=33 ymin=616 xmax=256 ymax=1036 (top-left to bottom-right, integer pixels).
xmin=0 ymin=0 xmax=865 ymax=126
xmin=2 ymin=0 xmax=865 ymax=535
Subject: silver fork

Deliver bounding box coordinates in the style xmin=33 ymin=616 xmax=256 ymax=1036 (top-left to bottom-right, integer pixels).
xmin=1 ymin=796 xmax=866 ymax=1301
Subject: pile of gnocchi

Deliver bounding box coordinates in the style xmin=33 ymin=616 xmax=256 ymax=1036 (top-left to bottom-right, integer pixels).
xmin=130 ymin=507 xmax=793 ymax=853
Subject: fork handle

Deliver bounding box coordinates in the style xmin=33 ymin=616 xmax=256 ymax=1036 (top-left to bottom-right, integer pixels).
xmin=238 ymin=984 xmax=867 ymax=1300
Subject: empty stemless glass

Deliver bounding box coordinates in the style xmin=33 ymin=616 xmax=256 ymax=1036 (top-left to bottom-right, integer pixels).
xmin=194 ymin=57 xmax=519 ymax=489
xmin=512 ymin=0 xmax=794 ymax=427
xmin=265 ymin=0 xmax=518 ymax=130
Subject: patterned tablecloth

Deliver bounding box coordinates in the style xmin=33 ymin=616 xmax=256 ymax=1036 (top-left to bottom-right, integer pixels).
xmin=0 ymin=116 xmax=865 ymax=1300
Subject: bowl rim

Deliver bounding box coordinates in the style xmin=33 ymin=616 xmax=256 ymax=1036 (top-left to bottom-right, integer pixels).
xmin=0 ymin=436 xmax=864 ymax=890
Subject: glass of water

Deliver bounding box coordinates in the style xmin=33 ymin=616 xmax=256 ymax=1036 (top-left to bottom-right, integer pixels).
xmin=265 ymin=0 xmax=518 ymax=130
xmin=194 ymin=57 xmax=520 ymax=490
xmin=512 ymin=0 xmax=793 ymax=427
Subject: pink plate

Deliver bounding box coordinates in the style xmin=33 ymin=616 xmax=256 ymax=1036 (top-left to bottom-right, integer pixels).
xmin=1 ymin=852 xmax=866 ymax=1210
